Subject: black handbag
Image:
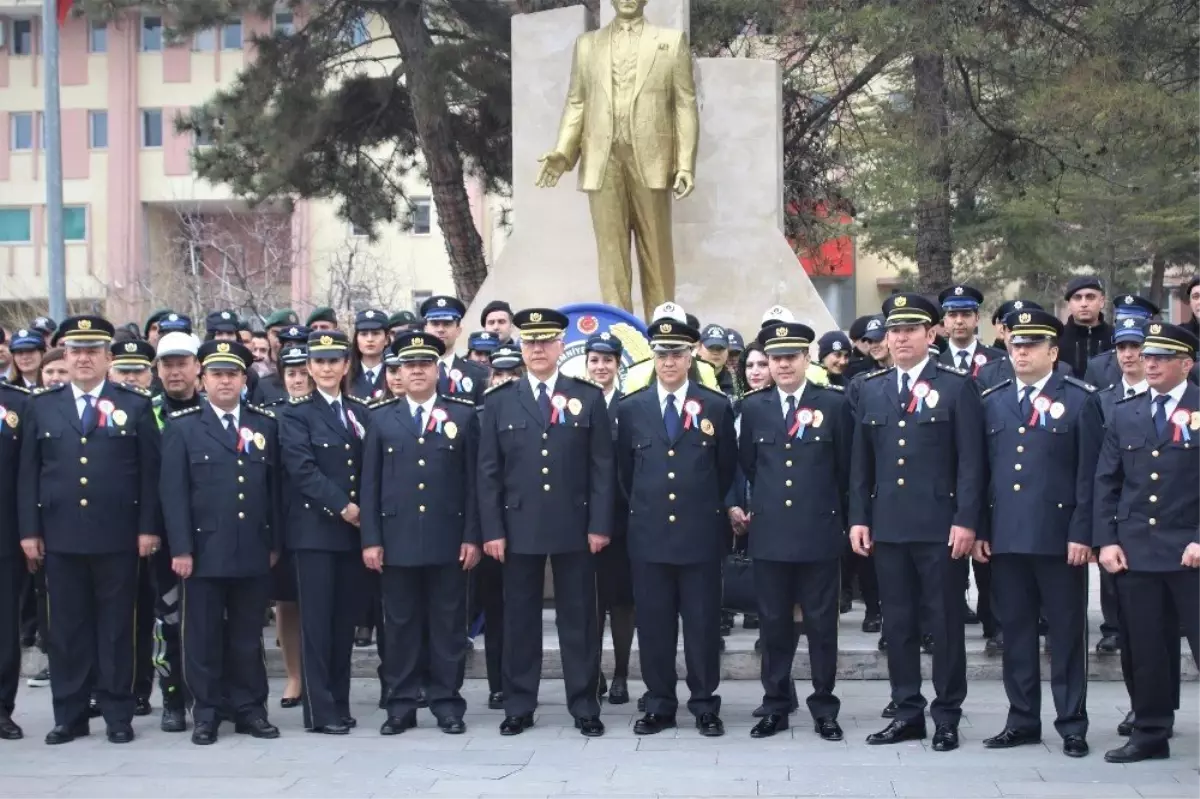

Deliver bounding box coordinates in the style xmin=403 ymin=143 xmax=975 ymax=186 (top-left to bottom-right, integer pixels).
xmin=722 ymin=552 xmax=757 ymax=613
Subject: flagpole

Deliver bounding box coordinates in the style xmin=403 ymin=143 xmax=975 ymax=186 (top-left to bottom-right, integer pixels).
xmin=43 ymin=0 xmax=67 ymax=321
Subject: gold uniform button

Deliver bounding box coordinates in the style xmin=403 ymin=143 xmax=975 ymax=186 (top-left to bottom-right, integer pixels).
xmin=785 ymin=460 xmax=793 ymax=468
xmin=542 ymin=433 xmax=549 ymax=440
xmin=1017 ymin=446 xmax=1024 ymax=453
xmin=542 ymin=467 xmax=549 ymax=474
xmin=79 ymin=477 xmax=87 ymax=486
xmin=1013 ymin=484 xmax=1021 ymax=491
xmin=350 ymin=491 xmax=357 ymax=499
xmin=1151 ymin=473 xmax=1159 ymax=480
xmin=1018 ymin=426 xmax=1026 ymax=434
xmin=1149 ymin=518 xmax=1156 ymax=525
xmin=237 ymin=460 xmax=244 ymax=467
xmin=418 ymin=483 xmax=425 ymax=490
xmin=669 ymin=493 xmax=676 ymax=501
xmin=345 ymin=444 xmax=351 ymax=451
xmin=238 ymin=476 xmax=244 ymax=483
xmin=667 ymin=472 xmax=675 ymax=480
xmin=785 ymin=479 xmax=793 ymax=487
xmin=1151 ymin=450 xmax=1160 ymax=458
xmin=418 ymin=459 xmax=426 ymax=466
xmin=784 ymin=443 xmax=792 ymax=450
xmin=897 ymin=458 xmax=905 ymax=466
xmin=80 ymin=498 xmax=88 ymax=507
xmin=1014 ymin=464 xmax=1022 ymax=471
xmin=898 ymin=421 xmax=906 ymax=428
xmin=418 ymin=438 xmax=425 ymax=445
xmin=1149 ymin=495 xmax=1157 ymax=503
xmin=346 ymin=459 xmax=354 ymax=466
xmin=543 ymin=484 xmax=551 ymax=492
xmin=80 ymin=437 xmax=87 ymax=445
xmin=238 ymin=512 xmax=245 ymax=519
xmin=785 ymin=499 xmax=793 ymax=507
xmin=668 ymin=515 xmax=676 ymax=523
xmin=541 ymin=449 xmax=549 ymax=457
xmin=419 ymin=505 xmax=426 ymax=513
xmin=349 ymin=475 xmax=355 ymax=482
xmin=80 ymin=457 xmax=87 ymax=465
xmin=667 ymin=450 xmax=675 ymax=457
xmin=897 ymin=440 xmax=906 ymax=447
xmin=238 ymin=493 xmax=244 ymax=500
xmin=897 ymin=478 xmax=905 ymax=486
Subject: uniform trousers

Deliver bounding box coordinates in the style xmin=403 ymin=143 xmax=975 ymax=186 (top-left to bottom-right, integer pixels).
xmin=133 ymin=557 xmax=156 ymax=701
xmin=44 ymin=551 xmax=139 ymax=727
xmin=991 ymin=554 xmax=1088 ymax=739
xmin=502 ymin=551 xmax=600 ymax=719
xmin=474 ymin=555 xmax=505 ymax=694
xmin=840 ymin=545 xmax=880 ymax=616
xmin=960 ymin=558 xmax=996 ymax=635
xmin=151 ymin=548 xmax=187 ymax=710
xmin=754 ymin=558 xmax=840 ymax=720
xmin=294 ymin=551 xmax=360 ymax=729
xmin=0 ymin=558 xmax=22 ymax=715
xmin=381 ymin=563 xmax=467 ymax=721
xmin=631 ymin=558 xmax=722 ymax=718
xmin=181 ymin=575 xmax=271 ymax=726
xmin=1099 ymin=568 xmax=1121 ymax=638
xmin=1118 ymin=570 xmax=1200 ymax=747
xmin=874 ymin=542 xmax=967 ymax=727
xmin=1114 ymin=572 xmax=1180 ymax=712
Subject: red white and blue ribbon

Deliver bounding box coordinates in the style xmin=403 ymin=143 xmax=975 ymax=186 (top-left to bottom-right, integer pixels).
xmin=550 ymin=394 xmax=568 ymax=424
xmin=1172 ymin=409 xmax=1192 ymax=443
xmin=427 ymin=407 xmax=448 ymax=435
xmin=238 ymin=427 xmax=253 ymax=453
xmin=906 ymin=381 xmax=930 ymax=414
xmin=97 ymin=398 xmax=115 ymax=428
xmin=683 ymin=399 xmax=702 ymax=430
xmin=789 ymin=407 xmax=813 ymax=440
xmin=1031 ymin=395 xmax=1051 ymax=427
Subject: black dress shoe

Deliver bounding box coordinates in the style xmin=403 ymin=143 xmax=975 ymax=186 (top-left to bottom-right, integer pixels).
xmin=881 ymin=700 xmax=898 ymax=719
xmin=487 ymin=691 xmax=505 ymax=710
xmin=743 ymin=613 xmax=760 ymax=630
xmin=921 ymin=634 xmax=934 ymax=655
xmin=1062 ymin=735 xmax=1089 ymax=758
xmin=354 ymin=627 xmax=373 ymax=647
xmin=598 ymin=673 xmax=608 ymax=697
xmin=380 ymin=712 xmax=417 ymax=735
xmin=1117 ymin=710 xmax=1134 ymax=737
xmin=1105 ymin=740 xmax=1170 ymax=763
xmin=815 ymin=717 xmax=843 ymax=741
xmin=191 ymin=722 xmax=217 ymax=745
xmin=862 ymin=614 xmax=882 ymax=633
xmin=309 ymin=723 xmax=350 ymax=735
xmin=87 ymin=698 xmax=102 ymax=719
xmin=866 ymin=719 xmax=926 ymax=745
xmin=342 ymin=716 xmax=357 ymax=728
xmin=280 ymin=695 xmax=302 ymax=709
xmin=931 ymin=723 xmax=959 ymax=752
xmin=696 ymin=712 xmax=724 ymax=737
xmin=499 ymin=714 xmax=534 ymax=736
xmin=877 ymin=635 xmax=888 ymax=652
xmin=839 ymin=593 xmax=853 ymax=614
xmin=235 ymin=717 xmax=280 ymax=739
xmin=637 ymin=694 xmax=647 ymax=712
xmin=985 ymin=634 xmax=1004 ymax=655
xmin=416 ymin=689 xmax=429 ymax=709
xmin=161 ymin=707 xmax=187 ymax=733
xmin=44 ymin=723 xmax=88 ymax=745
xmin=750 ymin=714 xmax=787 ymax=738
xmin=964 ymin=603 xmax=980 ymax=624
xmin=107 ymin=723 xmax=135 ymax=744
xmin=0 ymin=714 xmax=23 ymax=740
xmin=440 ymin=717 xmax=466 ymax=735
xmin=983 ymin=727 xmax=1041 ymax=748
xmin=575 ymin=716 xmax=605 ymax=737
xmin=1095 ymin=635 xmax=1119 ymax=653
xmin=134 ymin=696 xmax=152 ymax=717
xmin=634 ymin=713 xmax=676 ymax=735
xmin=608 ymin=677 xmax=629 ymax=705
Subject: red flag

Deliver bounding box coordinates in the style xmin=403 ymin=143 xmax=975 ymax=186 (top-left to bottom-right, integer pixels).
xmin=56 ymin=0 xmax=73 ymax=25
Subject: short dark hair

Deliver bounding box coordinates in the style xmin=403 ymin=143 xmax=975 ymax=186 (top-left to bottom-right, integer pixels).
xmin=481 ymin=300 xmax=513 ymax=327
xmin=251 ymin=330 xmax=269 ymax=340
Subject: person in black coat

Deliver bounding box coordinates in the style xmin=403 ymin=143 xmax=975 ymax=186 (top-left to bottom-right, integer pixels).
xmin=1058 ymin=276 xmax=1113 ymax=378
xmin=362 ymin=332 xmax=481 ymax=735
xmin=976 ymin=301 xmax=1072 ymax=392
xmin=974 ymin=309 xmax=1102 ymax=759
xmin=0 ymin=380 xmax=30 ymax=740
xmin=477 ymin=308 xmax=614 ymax=738
xmin=616 ymin=317 xmax=737 ymax=738
xmin=160 ymin=340 xmax=283 ymax=746
xmin=349 ymin=310 xmax=389 ymax=401
xmin=279 ymin=331 xmax=372 ymax=735
xmin=739 ymin=323 xmax=850 ymax=742
xmin=420 ymin=295 xmax=489 ymax=404
xmin=18 ymin=316 xmax=162 ymax=746
xmin=848 ymin=294 xmax=986 ymax=753
xmin=1095 ymin=322 xmax=1200 ymax=764
xmin=252 ymin=325 xmax=309 ymax=406
xmin=1083 ymin=295 xmax=1160 ymax=391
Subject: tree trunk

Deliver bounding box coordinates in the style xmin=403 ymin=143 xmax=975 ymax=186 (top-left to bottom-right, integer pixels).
xmin=1149 ymin=251 xmax=1167 ymax=309
xmin=911 ymin=51 xmax=953 ymax=294
xmin=383 ymin=3 xmax=489 ymax=303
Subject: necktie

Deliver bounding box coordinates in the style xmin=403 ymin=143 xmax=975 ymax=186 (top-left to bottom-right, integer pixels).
xmin=413 ymin=405 xmax=424 ymax=435
xmin=1153 ymin=395 xmax=1170 ymax=438
xmin=1018 ymin=386 xmax=1031 ymax=420
xmin=957 ymin=350 xmax=970 ymax=371
xmin=786 ymin=394 xmax=797 ymax=430
xmin=899 ymin=373 xmax=911 ymax=410
xmin=537 ymin=382 xmax=552 ymax=425
xmin=664 ymin=394 xmax=682 ymax=440
xmin=1126 ymin=387 xmax=1137 ymax=399
xmin=80 ymin=395 xmax=98 ymax=432
xmin=438 ymin=362 xmax=450 ymax=394
xmin=331 ymin=398 xmax=345 ymax=428
xmin=223 ymin=413 xmax=239 ymax=448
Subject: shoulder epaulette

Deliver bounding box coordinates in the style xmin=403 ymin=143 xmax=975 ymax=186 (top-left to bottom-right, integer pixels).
xmin=369 ymin=396 xmax=401 ymax=409
xmin=168 ymin=405 xmax=202 ymax=419
xmin=821 ymin=383 xmax=845 ymax=392
xmin=1063 ymin=375 xmax=1097 ymax=393
xmin=442 ymin=395 xmax=475 ymax=406
xmin=112 ymin=382 xmax=152 ymax=398
xmin=1115 ymin=392 xmax=1143 ymax=405
xmin=937 ymin=362 xmax=968 ymax=376
xmin=693 ymin=383 xmax=727 ymax=399
xmin=345 ymin=394 xmax=371 ymax=406
xmin=0 ymin=382 xmax=31 ymax=395
xmin=32 ymin=383 xmax=67 ymax=396
xmin=566 ymin=374 xmax=604 ymax=391
xmin=618 ymin=383 xmax=653 ymax=400
xmin=743 ymin=385 xmax=771 ymax=397
xmin=864 ymin=367 xmax=893 ymax=381
xmin=484 ymin=379 xmax=517 ymax=396
xmin=245 ymin=404 xmax=276 ymax=418
xmin=979 ymin=379 xmax=1012 ymax=399
xmin=289 ymin=394 xmax=313 ymax=405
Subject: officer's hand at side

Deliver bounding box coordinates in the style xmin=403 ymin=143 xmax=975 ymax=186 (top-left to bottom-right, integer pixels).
xmin=20 ymin=537 xmax=44 ymax=571
xmin=972 ymin=540 xmax=991 ymax=563
xmin=728 ymin=507 xmax=749 ymax=536
xmin=948 ymin=525 xmax=976 ymax=560
xmin=1182 ymin=542 xmax=1200 ymax=569
xmin=172 ymin=555 xmax=193 ymax=579
xmin=483 ymin=538 xmax=506 ymax=563
xmin=1066 ymin=543 xmax=1091 ymax=567
xmin=341 ymin=503 xmax=361 ymax=526
xmin=460 ymin=543 xmax=481 ymax=571
xmin=138 ymin=535 xmax=161 ymax=558
xmin=269 ymin=551 xmax=280 ymax=568
xmin=362 ymin=546 xmax=384 ymax=572
xmin=588 ymin=534 xmax=610 ymax=554
xmin=849 ymin=525 xmax=872 ymax=557
xmin=1098 ymin=544 xmax=1128 ymax=574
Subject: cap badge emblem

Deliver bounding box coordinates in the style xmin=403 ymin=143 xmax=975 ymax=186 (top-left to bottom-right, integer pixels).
xmin=894 ymin=296 xmax=907 ymax=308
xmin=1018 ymin=313 xmax=1031 ymax=324
xmin=776 ymin=326 xmax=788 ymax=337
xmin=79 ymin=319 xmax=92 ymax=330
xmin=217 ymin=342 xmax=230 ymax=353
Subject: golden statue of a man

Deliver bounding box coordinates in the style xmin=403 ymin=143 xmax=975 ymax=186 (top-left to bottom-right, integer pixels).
xmin=536 ymin=0 xmax=699 ymax=320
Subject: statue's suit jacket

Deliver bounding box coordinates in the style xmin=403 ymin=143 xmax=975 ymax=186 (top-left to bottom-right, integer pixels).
xmin=554 ymin=21 xmax=699 ymax=192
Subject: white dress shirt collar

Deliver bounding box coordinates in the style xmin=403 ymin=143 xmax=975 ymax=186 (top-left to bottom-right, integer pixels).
xmin=1121 ymin=378 xmax=1148 ymax=398
xmin=406 ymin=395 xmax=437 ymax=421
xmin=896 ymin=357 xmax=930 ymax=392
xmin=657 ymin=379 xmax=690 ymax=414
xmin=777 ymin=383 xmax=807 ymax=415
xmin=209 ymin=401 xmax=240 ymax=428
xmin=318 ymin=388 xmax=342 ymax=407
xmin=1149 ymin=381 xmax=1188 ymax=420
xmin=951 ymin=339 xmax=979 ymax=363
xmin=1016 ymin=371 xmax=1053 ymax=399
xmin=528 ymin=371 xmax=559 ymax=397
xmin=71 ymin=381 xmax=104 ymax=404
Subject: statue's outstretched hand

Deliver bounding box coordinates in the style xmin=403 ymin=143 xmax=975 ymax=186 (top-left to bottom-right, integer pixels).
xmin=672 ymin=170 xmax=694 ymax=200
xmin=536 ymin=151 xmax=570 ymax=187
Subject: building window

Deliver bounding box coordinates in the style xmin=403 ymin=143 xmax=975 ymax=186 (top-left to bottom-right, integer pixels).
xmin=88 ymin=20 xmax=108 ymax=53
xmin=89 ymin=111 xmax=108 ymax=149
xmin=274 ymin=5 xmax=295 ymax=35
xmin=409 ymin=197 xmax=432 ymax=235
xmin=411 ymin=290 xmax=432 ymax=313
xmin=344 ymin=12 xmax=368 ymax=46
xmin=141 ymin=109 xmax=163 ymax=148
xmin=10 ymin=113 xmax=33 ymax=151
xmin=12 ymin=19 xmax=34 ymax=55
xmin=222 ymin=19 xmax=243 ymax=49
xmin=141 ymin=15 xmax=163 ymax=51
xmin=193 ymin=27 xmax=216 ymax=51
xmin=63 ymin=207 xmax=87 ymax=241
xmin=0 ymin=209 xmax=32 ymax=244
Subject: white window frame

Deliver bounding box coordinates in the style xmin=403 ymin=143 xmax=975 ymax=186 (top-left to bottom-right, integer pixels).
xmin=0 ymin=208 xmax=33 ymax=244
xmin=140 ymin=15 xmax=164 ymax=52
xmin=88 ymin=20 xmax=108 ymax=53
xmin=63 ymin=206 xmax=88 ymax=242
xmin=141 ymin=109 xmax=164 ymax=148
xmin=193 ymin=27 xmax=216 ymax=51
xmin=409 ymin=197 xmax=432 ymax=235
xmin=273 ymin=5 xmax=295 ymax=35
xmin=89 ymin=111 xmax=108 ymax=149
xmin=10 ymin=113 xmax=33 ymax=151
xmin=11 ymin=19 xmax=34 ymax=56
xmin=221 ymin=19 xmax=243 ymax=49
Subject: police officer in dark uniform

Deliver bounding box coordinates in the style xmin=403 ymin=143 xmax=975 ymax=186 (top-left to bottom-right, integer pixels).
xmin=254 ymin=324 xmax=309 ymax=406
xmin=362 ymin=332 xmax=480 ymax=735
xmin=350 ymin=311 xmax=389 ymax=401
xmin=18 ymin=315 xmax=162 ymax=745
xmin=387 ymin=310 xmax=422 ymax=338
xmin=466 ymin=331 xmax=501 ymax=368
xmin=975 ymin=309 xmax=1102 ymax=759
xmin=0 ymin=378 xmax=30 ymax=740
xmin=1084 ymin=294 xmax=1160 ymax=390
xmin=616 ymin=316 xmax=737 ymax=738
xmin=739 ymin=322 xmax=850 ymax=742
xmin=420 ymin=295 xmax=489 ymax=404
xmin=977 ymin=301 xmax=1072 ymax=391
xmin=1095 ymin=322 xmax=1200 ymax=763
xmin=160 ymin=340 xmax=283 ymax=745
xmin=848 ymin=294 xmax=986 ymax=752
xmin=279 ymin=330 xmax=371 ymax=735
xmin=307 ymin=307 xmax=339 ymax=331
xmin=477 ymin=308 xmax=613 ymax=737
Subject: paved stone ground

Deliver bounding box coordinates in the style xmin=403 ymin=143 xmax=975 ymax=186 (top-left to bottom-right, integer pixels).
xmin=3 ymin=679 xmax=1197 ymax=798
